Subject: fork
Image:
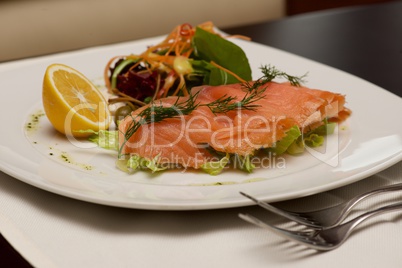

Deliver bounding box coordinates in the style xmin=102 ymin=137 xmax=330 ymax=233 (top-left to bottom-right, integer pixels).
xmin=240 ymin=183 xmax=402 ymax=229
xmin=239 ymin=201 xmax=402 ymax=251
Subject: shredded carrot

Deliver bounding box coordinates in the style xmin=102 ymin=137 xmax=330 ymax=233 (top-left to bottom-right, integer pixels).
xmin=104 ymin=22 xmax=246 ymax=105
xmin=180 ymin=23 xmax=193 ymax=36
xmin=210 ymin=61 xmax=247 ymax=83
xmin=128 ymin=60 xmax=143 ymax=73
xmin=225 ymin=35 xmax=251 ymax=41
xmin=172 ymin=74 xmax=189 ymax=96
xmin=162 ymin=71 xmax=177 ymax=98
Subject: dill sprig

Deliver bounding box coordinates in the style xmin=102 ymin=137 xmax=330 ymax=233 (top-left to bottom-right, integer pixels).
xmin=204 ymin=64 xmax=307 ymax=114
xmin=204 ymin=95 xmax=236 ymax=113
xmin=119 ymin=93 xmax=199 ymax=154
xmin=259 ymin=65 xmax=308 ymax=86
xmin=204 ymin=86 xmax=266 ymax=114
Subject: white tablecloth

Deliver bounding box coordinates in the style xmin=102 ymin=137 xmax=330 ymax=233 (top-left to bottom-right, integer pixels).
xmin=1 ymin=161 xmax=402 ymax=268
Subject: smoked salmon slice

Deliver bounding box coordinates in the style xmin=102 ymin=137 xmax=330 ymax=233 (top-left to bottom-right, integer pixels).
xmin=118 ymin=81 xmax=349 ymax=169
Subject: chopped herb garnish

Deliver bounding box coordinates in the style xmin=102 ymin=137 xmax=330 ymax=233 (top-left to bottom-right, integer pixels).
xmin=259 ymin=65 xmax=308 ymax=86
xmin=203 ymin=86 xmax=266 ymax=114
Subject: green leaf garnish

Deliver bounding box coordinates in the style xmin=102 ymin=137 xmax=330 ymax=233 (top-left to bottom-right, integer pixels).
xmin=233 ymin=154 xmax=255 ymax=173
xmin=192 ymin=27 xmax=252 ymax=84
xmin=304 ymin=133 xmax=325 ymax=147
xmin=117 ymin=154 xmax=167 ymax=173
xmin=269 ymin=126 xmax=301 ymax=155
xmin=201 ymin=154 xmax=230 ymax=175
xmin=77 ymin=130 xmax=119 ymax=150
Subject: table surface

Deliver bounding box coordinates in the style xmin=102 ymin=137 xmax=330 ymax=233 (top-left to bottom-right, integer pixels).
xmin=1 ymin=1 xmax=401 ymax=267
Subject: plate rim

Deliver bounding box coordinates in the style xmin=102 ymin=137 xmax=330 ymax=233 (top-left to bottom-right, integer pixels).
xmin=1 ymin=35 xmax=401 ymax=210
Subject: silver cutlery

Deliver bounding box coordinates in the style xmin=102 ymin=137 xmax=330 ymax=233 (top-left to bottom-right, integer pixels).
xmin=239 ymin=201 xmax=402 ymax=250
xmin=240 ymin=183 xmax=402 ymax=229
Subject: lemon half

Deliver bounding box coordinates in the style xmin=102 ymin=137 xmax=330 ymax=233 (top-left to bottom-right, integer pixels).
xmin=42 ymin=63 xmax=111 ymax=137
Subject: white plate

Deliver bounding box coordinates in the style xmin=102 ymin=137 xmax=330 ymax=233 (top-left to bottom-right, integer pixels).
xmin=0 ymin=36 xmax=401 ymax=210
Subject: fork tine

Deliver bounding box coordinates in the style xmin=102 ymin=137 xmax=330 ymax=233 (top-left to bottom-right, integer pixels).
xmin=239 ymin=213 xmax=330 ymax=250
xmin=239 ymin=213 xmax=316 ymax=237
xmin=240 ymin=192 xmax=321 ymax=228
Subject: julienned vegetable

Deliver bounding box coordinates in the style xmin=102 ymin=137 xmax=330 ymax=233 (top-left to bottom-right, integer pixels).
xmin=104 ymin=22 xmax=252 ymax=109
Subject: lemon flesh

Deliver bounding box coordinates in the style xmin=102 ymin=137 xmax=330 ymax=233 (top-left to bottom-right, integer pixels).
xmin=42 ymin=63 xmax=111 ymax=137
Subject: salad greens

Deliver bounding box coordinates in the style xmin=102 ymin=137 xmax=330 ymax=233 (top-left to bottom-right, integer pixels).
xmin=191 ymin=27 xmax=252 ymax=85
xmin=233 ymin=155 xmax=256 ymax=173
xmin=269 ymin=120 xmax=337 ymax=156
xmin=201 ymin=154 xmax=231 ymax=175
xmin=117 ymin=154 xmax=167 ymax=173
xmin=269 ymin=126 xmax=301 ymax=155
xmin=106 ymin=22 xmax=252 ymax=110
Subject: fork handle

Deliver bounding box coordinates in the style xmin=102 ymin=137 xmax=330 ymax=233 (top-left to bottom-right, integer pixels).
xmin=342 ymin=202 xmax=402 ymax=236
xmin=339 ymin=183 xmax=402 ymax=223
